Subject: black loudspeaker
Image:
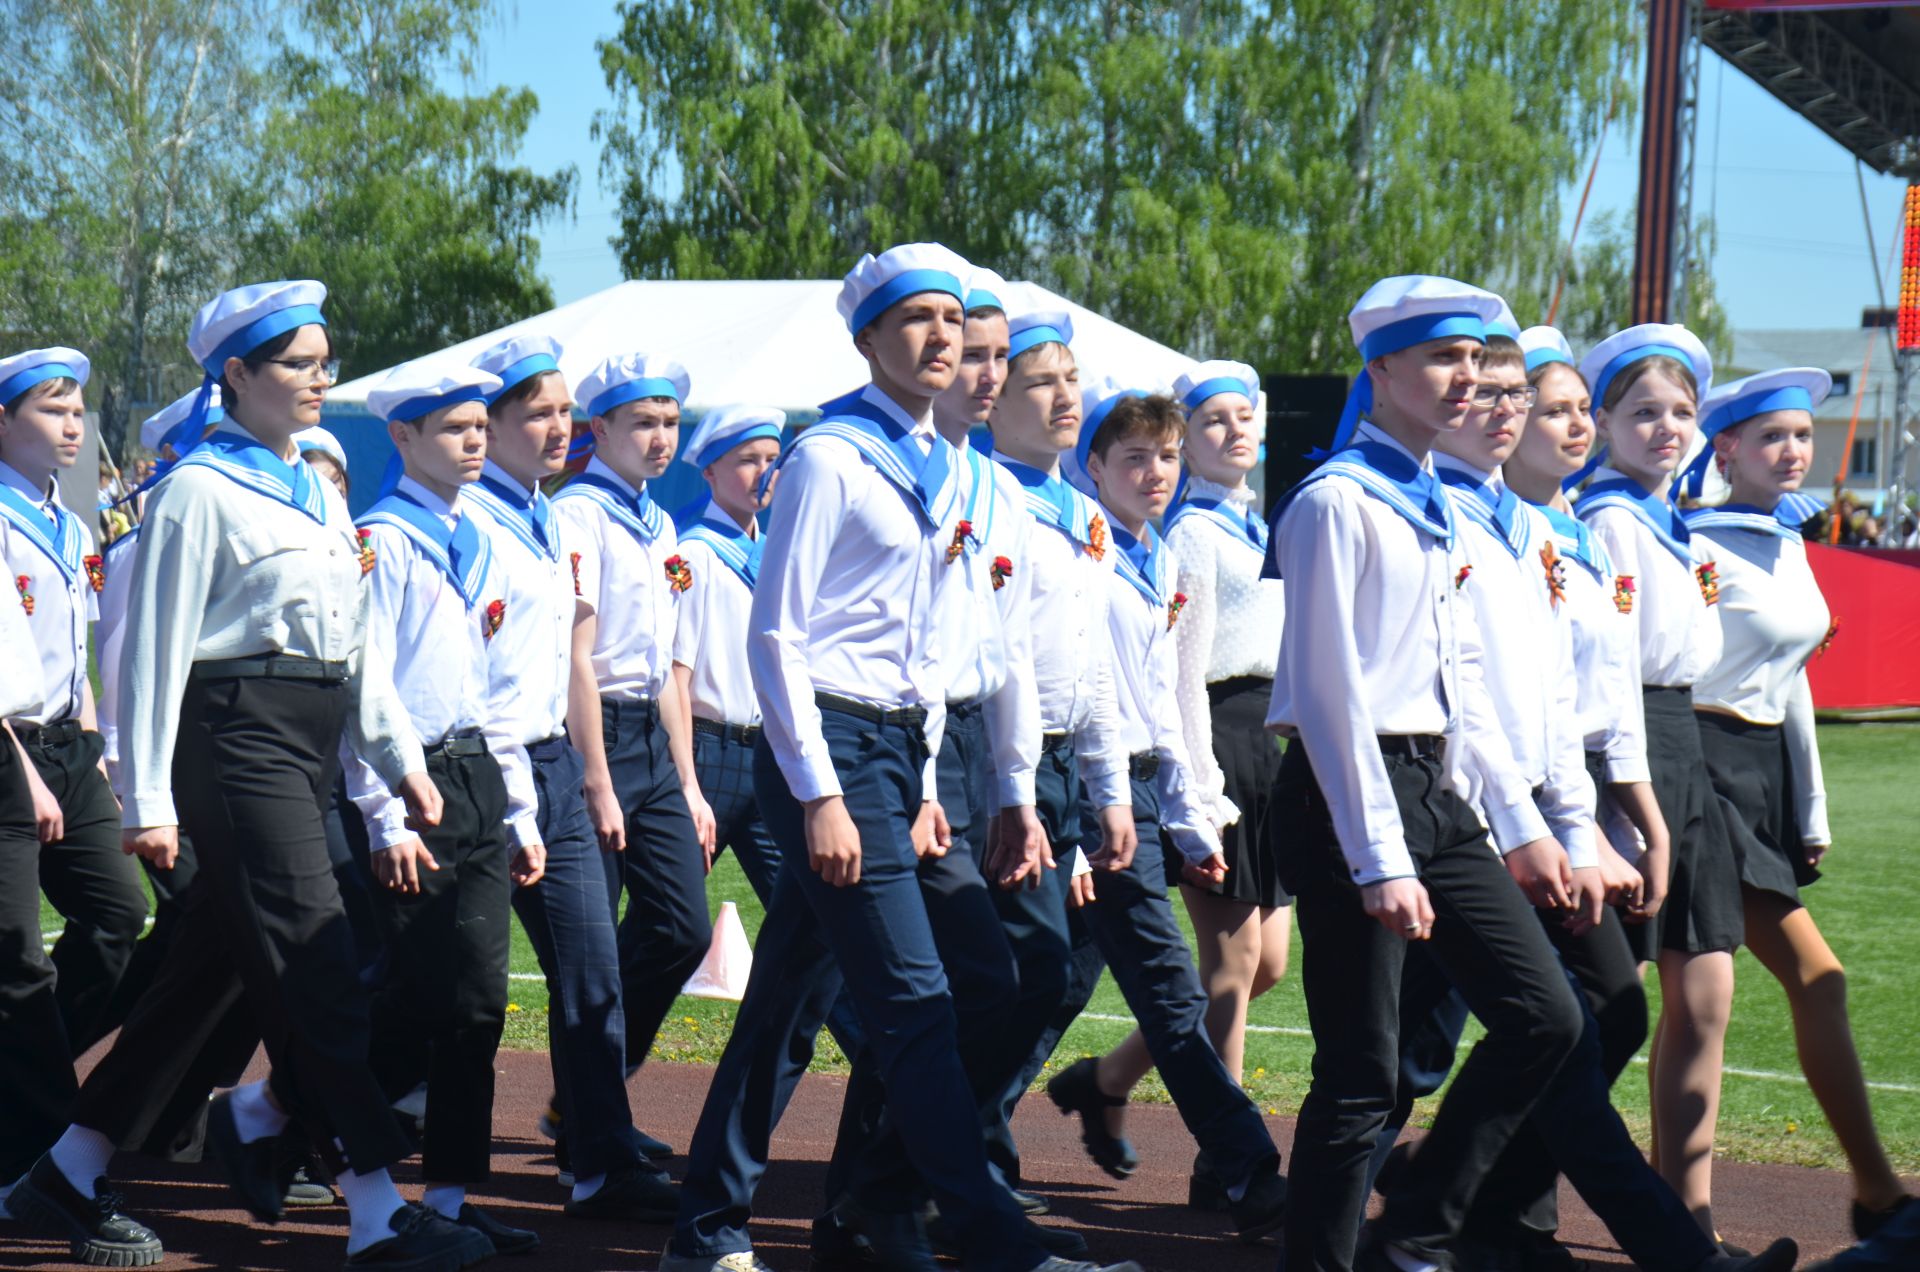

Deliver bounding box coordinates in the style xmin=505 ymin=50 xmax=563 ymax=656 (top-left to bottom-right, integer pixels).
xmin=1263 ymin=373 xmax=1351 ymax=499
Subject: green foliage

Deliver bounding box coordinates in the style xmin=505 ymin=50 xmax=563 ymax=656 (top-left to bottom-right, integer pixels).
xmin=1555 ymin=208 xmax=1733 ymax=365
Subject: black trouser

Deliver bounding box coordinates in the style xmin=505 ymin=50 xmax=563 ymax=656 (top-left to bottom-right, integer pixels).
xmin=19 ymin=725 xmax=147 ymax=1049
xmin=0 ymin=735 xmax=76 ymax=1183
xmin=70 ymin=672 xmax=413 ymax=1177
xmin=1276 ymin=741 xmax=1585 ymax=1271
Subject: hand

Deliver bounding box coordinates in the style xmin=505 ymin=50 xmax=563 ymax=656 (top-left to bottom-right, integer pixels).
xmin=804 ymin=795 xmax=862 ymax=886
xmin=1807 ymin=840 xmax=1830 ymax=870
xmin=1362 ymin=877 xmax=1434 ymax=940
xmin=1636 ymin=828 xmax=1671 ymax=922
xmin=585 ymin=780 xmax=626 ymax=854
xmin=397 ymin=772 xmax=443 ymax=833
xmin=1085 ymin=804 xmax=1136 ymax=872
xmin=374 ymin=837 xmax=439 ymax=894
xmin=122 ymin=825 xmax=178 ymax=870
xmin=1593 ymin=838 xmax=1646 ymax=915
xmin=512 ymin=840 xmax=546 ymax=888
xmin=1067 ymin=871 xmax=1096 ymax=908
xmin=1563 ymin=865 xmax=1606 ymax=936
xmin=1504 ymin=837 xmax=1574 ymax=911
xmin=685 ymin=785 xmax=717 ymax=871
xmin=986 ymin=806 xmax=1051 ymax=890
xmin=25 ymin=762 xmax=62 ymax=844
xmin=1181 ymin=852 xmax=1230 ymax=889
xmin=911 ymin=800 xmax=951 ymax=860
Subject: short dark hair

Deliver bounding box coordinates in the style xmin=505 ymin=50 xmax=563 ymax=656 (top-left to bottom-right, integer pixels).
xmin=216 ymin=325 xmax=336 ymax=400
xmin=3 ymin=376 xmax=82 ymax=417
xmin=1480 ymin=334 xmax=1524 ymax=377
xmin=1089 ymin=393 xmax=1184 ymax=461
xmin=1011 ymin=339 xmax=1073 ymax=377
xmin=487 ymin=367 xmax=566 ymax=416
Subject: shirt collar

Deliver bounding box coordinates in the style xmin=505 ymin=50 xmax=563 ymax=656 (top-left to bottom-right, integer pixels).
xmin=396 ymin=474 xmax=459 ymax=523
xmin=858 ymin=383 xmax=936 ymax=445
xmin=701 ymin=500 xmax=757 ymax=539
xmin=481 ymin=458 xmax=538 ymax=503
xmin=1354 ymin=419 xmax=1428 ymax=470
xmin=584 ymin=454 xmax=647 ymax=501
xmin=1184 ymin=472 xmax=1256 ymax=507
xmin=1431 ymin=450 xmax=1503 ymax=493
xmin=0 ymin=458 xmax=54 ymax=506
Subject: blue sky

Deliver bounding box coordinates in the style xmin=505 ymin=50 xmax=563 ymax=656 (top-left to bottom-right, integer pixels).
xmin=469 ymin=2 xmax=1911 ymax=337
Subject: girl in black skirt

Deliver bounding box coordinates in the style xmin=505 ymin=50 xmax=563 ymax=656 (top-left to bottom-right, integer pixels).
xmin=1685 ymin=368 xmax=1912 ymax=1241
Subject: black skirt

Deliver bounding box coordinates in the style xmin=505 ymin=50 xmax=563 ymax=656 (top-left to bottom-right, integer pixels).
xmin=1626 ymin=686 xmax=1745 ymax=958
xmin=1170 ymin=675 xmax=1290 ymax=908
xmin=1696 ymin=710 xmax=1818 ymax=908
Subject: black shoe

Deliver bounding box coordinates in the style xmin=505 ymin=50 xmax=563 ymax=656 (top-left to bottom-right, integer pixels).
xmin=276 ymin=1132 xmax=338 ymax=1208
xmin=1045 ymin=1058 xmax=1137 ymax=1180
xmin=1719 ymin=1240 xmax=1754 ymax=1258
xmin=1012 ymin=1189 xmax=1050 ymax=1217
xmin=345 ymin=1202 xmax=494 ymax=1270
xmin=1707 ymin=1238 xmax=1799 ymax=1272
xmin=207 ymin=1089 xmax=286 ymax=1223
xmin=638 ymin=1128 xmax=676 ymax=1158
xmin=5 ymin=1155 xmax=164 ymax=1268
xmin=1354 ymin=1225 xmax=1442 ymax=1272
xmin=925 ymin=1201 xmax=1088 ymax=1263
xmin=1853 ymin=1195 xmax=1915 ymax=1241
xmin=455 ymin=1203 xmax=539 ymax=1255
xmin=1372 ymin=1140 xmax=1414 ymax=1198
xmin=1503 ymin=1228 xmax=1582 ymax=1271
xmin=810 ymin=1212 xmax=879 ymax=1272
xmin=1229 ymin=1165 xmax=1287 ymax=1244
xmin=834 ymin=1198 xmax=940 ymax=1272
xmin=1187 ymin=1152 xmax=1229 ymax=1213
xmin=563 ymin=1163 xmax=677 ymax=1222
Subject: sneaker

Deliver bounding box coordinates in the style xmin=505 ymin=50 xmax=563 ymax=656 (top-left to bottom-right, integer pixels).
xmin=661 ymin=1249 xmax=779 ymax=1272
xmin=344 ymin=1202 xmax=494 ymax=1269
xmin=638 ymin=1129 xmax=676 ymax=1159
xmin=5 ymin=1155 xmax=164 ymax=1268
xmin=1011 ymin=1189 xmax=1050 ymax=1217
xmin=284 ymin=1165 xmax=340 ymax=1208
xmin=1021 ymin=1260 xmax=1142 ymax=1272
xmin=276 ymin=1130 xmax=338 ymax=1208
xmin=564 ymin=1163 xmax=677 ymax=1223
xmin=455 ymin=1203 xmax=539 ymax=1256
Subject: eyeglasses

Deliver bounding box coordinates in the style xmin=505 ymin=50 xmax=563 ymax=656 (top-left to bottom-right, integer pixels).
xmin=265 ymin=357 xmax=342 ymax=385
xmin=1471 ymin=384 xmax=1538 ymax=407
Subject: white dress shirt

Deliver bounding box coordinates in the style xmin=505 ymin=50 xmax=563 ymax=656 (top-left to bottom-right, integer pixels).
xmin=553 ymin=456 xmax=679 ymax=701
xmin=1267 ymin=422 xmax=1545 ymax=884
xmin=998 ymin=458 xmax=1129 ymax=810
xmin=0 ymin=571 xmax=44 ymax=721
xmin=0 ymin=459 xmax=96 ymax=726
xmin=1097 ymin=513 xmax=1223 ymax=866
xmin=342 ymin=477 xmax=500 ymax=849
xmin=748 ymin=385 xmax=948 ymax=804
xmin=1434 ymin=454 xmax=1596 ymax=867
xmin=1163 ymin=475 xmax=1284 ymax=829
xmin=114 ymin=420 xmax=420 ymax=829
xmin=95 ymin=527 xmax=139 ymax=783
xmin=464 ymin=460 xmax=574 ymax=848
xmin=1579 ymin=468 xmax=1723 ymax=689
xmin=672 ymin=503 xmax=762 ymax=728
xmin=1689 ymin=517 xmax=1831 ymax=845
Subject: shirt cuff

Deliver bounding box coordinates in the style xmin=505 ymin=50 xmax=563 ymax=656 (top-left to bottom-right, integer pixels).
xmin=371 ymin=736 xmax=428 ymax=793
xmin=1482 ymin=796 xmax=1553 ymax=857
xmin=510 ymin=810 xmax=543 ymax=849
xmin=782 ymin=753 xmax=844 ymax=805
xmin=124 ymin=790 xmax=178 ymax=829
xmin=996 ymin=774 xmax=1038 ymax=809
xmin=1081 ymin=762 xmax=1129 ymax=812
xmin=1167 ymin=823 xmax=1223 ymax=866
xmin=1348 ymin=841 xmax=1419 ymax=887
xmin=1070 ymin=847 xmax=1092 ymax=878
xmin=370 ymin=804 xmax=414 ymax=851
xmin=1556 ymin=819 xmax=1599 ymax=871
xmin=1603 ymin=751 xmax=1651 ymax=786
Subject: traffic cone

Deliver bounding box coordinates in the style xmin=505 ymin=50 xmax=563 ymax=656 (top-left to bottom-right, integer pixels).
xmin=681 ymin=900 xmax=753 ymax=1001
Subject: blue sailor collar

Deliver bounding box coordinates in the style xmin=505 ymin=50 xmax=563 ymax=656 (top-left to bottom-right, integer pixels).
xmin=471 ymin=459 xmax=558 ymax=560
xmin=997 ymin=456 xmax=1102 ymax=552
xmin=0 ymin=459 xmax=85 ymax=583
xmin=1682 ymin=500 xmax=1807 ymax=542
xmin=1262 ymin=420 xmax=1453 ymax=578
xmin=781 ymin=384 xmax=958 ymax=529
xmin=553 ymin=455 xmax=666 ymax=546
xmin=359 ymin=476 xmax=493 ymax=606
xmin=165 ymin=421 xmax=327 ymax=524
xmin=1106 ymin=512 xmax=1171 ymax=608
xmin=1164 ymin=473 xmax=1267 ymax=554
xmin=1533 ymin=503 xmax=1610 ymax=579
xmin=678 ymin=501 xmax=760 ymax=589
xmin=1434 ymin=453 xmax=1528 ymax=559
xmin=1573 ymin=466 xmax=1691 ymax=566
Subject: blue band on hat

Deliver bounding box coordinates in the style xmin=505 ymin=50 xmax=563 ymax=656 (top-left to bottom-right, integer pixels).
xmin=1524 ymin=348 xmax=1575 ymax=373
xmin=1589 ymin=343 xmax=1693 ymax=407
xmin=1357 ymin=313 xmax=1487 ymax=362
xmin=1487 ymin=318 xmax=1521 ymax=341
xmin=1702 ymin=385 xmax=1814 ymax=441
xmin=588 ymin=377 xmax=683 ymax=418
xmin=849 ymin=269 xmax=966 ymax=333
xmin=386 ymin=385 xmax=491 ymax=423
xmin=965 ymin=288 xmax=1004 ymax=314
xmin=1008 ymin=324 xmax=1070 ymax=361
xmin=1077 ymin=390 xmax=1148 ymax=474
xmin=1181 ymin=376 xmax=1255 ymax=412
xmin=204 ymin=304 xmax=328 ymax=373
xmin=488 ymin=353 xmax=560 ymax=402
xmin=692 ymin=423 xmax=782 ymax=470
xmin=0 ymin=363 xmax=84 ymax=405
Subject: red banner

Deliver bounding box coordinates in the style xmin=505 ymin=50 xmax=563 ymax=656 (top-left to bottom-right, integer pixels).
xmin=1806 ymin=545 xmax=1920 ymax=711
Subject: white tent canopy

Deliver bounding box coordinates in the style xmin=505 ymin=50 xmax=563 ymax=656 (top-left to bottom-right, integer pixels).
xmin=326 ymin=278 xmax=1202 ymax=415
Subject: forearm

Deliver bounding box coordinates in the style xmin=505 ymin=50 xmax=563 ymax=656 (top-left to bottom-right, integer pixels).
xmin=661 ymin=674 xmax=701 ymax=793
xmin=567 ymin=616 xmax=614 ymax=792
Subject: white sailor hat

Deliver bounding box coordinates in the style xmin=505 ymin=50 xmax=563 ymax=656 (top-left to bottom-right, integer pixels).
xmin=472 ymin=333 xmax=565 ymax=402
xmin=293 ymin=426 xmax=349 ymax=469
xmin=1701 ymin=368 xmax=1829 ymax=440
xmin=366 ymin=361 xmax=502 ymax=424
xmin=1349 ymin=276 xmax=1505 ymax=361
xmin=838 ymin=243 xmax=971 ymax=334
xmin=1518 ymin=326 xmax=1576 ymax=374
xmin=577 ymin=353 xmax=690 ymax=420
xmin=685 ymin=405 xmax=786 ymax=470
xmin=965 ymin=266 xmax=1011 ymax=315
xmin=1007 ymin=308 xmax=1074 ymax=362
xmin=1578 ymin=323 xmax=1713 ymax=407
xmin=1487 ymin=298 xmax=1522 ymax=341
xmin=140 ymin=387 xmax=222 ymax=452
xmin=1173 ymin=361 xmax=1259 ymax=415
xmin=189 ymin=281 xmax=328 ymax=374
xmin=0 ymin=347 xmax=91 ymax=405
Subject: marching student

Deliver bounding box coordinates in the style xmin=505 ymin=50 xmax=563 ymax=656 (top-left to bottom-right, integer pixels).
xmin=1572 ymin=325 xmax=1740 ymax=1238
xmin=0 ymin=348 xmax=148 ymax=1051
xmin=670 ymin=404 xmax=786 ymax=902
xmin=555 ymin=352 xmax=716 ymax=1110
xmin=8 ymin=281 xmax=493 ymax=1271
xmin=1046 ymin=384 xmax=1289 ymax=1241
xmin=1683 ymin=369 xmax=1913 ymax=1240
xmin=464 ymin=333 xmax=675 ymax=1220
xmin=349 ymin=360 xmax=547 ymax=1255
xmin=1080 ymin=358 xmax=1290 ymax=1210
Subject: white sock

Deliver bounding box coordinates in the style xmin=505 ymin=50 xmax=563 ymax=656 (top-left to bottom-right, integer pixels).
xmin=227 ymin=1080 xmax=291 ymax=1144
xmin=570 ymin=1172 xmax=606 ymax=1203
xmin=1384 ymin=1245 xmax=1442 ymax=1272
xmin=49 ymin=1126 xmax=116 ymax=1199
xmin=336 ymin=1166 xmax=408 ymax=1254
xmin=422 ymin=1184 xmax=465 ymax=1220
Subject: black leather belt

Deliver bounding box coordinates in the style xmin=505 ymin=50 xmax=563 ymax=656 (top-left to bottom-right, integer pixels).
xmin=527 ymin=733 xmax=571 ymax=762
xmin=601 ymin=696 xmax=660 ymax=727
xmin=1041 ymin=731 xmax=1071 ymax=754
xmin=1379 ymin=734 xmax=1443 ymax=760
xmin=946 ymin=698 xmax=985 ymax=721
xmin=815 ymin=692 xmax=928 ymax=731
xmin=694 ymin=717 xmax=762 ymax=747
xmin=192 ymin=655 xmax=350 ymax=683
xmin=17 ymin=719 xmax=82 ymax=749
xmin=426 ymin=730 xmax=488 ymax=759
xmin=1128 ymin=751 xmax=1160 ymax=781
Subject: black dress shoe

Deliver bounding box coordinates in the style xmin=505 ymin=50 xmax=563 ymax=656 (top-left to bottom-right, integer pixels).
xmin=1187 ymin=1152 xmax=1229 ymax=1213
xmin=456 ymin=1203 xmax=539 ymax=1255
xmin=925 ymin=1204 xmax=1087 ymax=1263
xmin=207 ymin=1090 xmax=286 ymax=1223
xmin=638 ymin=1128 xmax=676 ymax=1158
xmin=1853 ymin=1195 xmax=1915 ymax=1241
xmin=563 ymin=1163 xmax=677 ymax=1222
xmin=1713 ymin=1238 xmax=1799 ymax=1272
xmin=345 ymin=1202 xmax=494 ymax=1269
xmin=809 ymin=1212 xmax=879 ymax=1272
xmin=1011 ymin=1189 xmax=1050 ymax=1217
xmin=5 ymin=1155 xmax=165 ymax=1268
xmin=1045 ymin=1058 xmax=1138 ymax=1179
xmin=1229 ymin=1165 xmax=1288 ymax=1244
xmin=834 ymin=1198 xmax=940 ymax=1272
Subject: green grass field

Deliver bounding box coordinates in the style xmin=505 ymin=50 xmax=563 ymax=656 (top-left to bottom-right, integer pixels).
xmin=41 ymin=723 xmax=1920 ymax=1173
